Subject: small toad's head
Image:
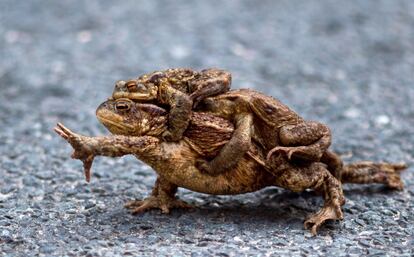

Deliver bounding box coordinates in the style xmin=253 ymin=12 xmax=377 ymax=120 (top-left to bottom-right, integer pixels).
xmin=112 ymin=71 xmax=166 ymax=101
xmin=96 ymin=98 xmax=167 ymax=137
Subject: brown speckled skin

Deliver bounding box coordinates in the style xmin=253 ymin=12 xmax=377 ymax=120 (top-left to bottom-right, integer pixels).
xmin=112 ymin=68 xmax=231 ymax=142
xmin=113 ymin=68 xmax=334 ymax=178
xmin=55 ymin=98 xmax=406 ymax=235
xmin=195 ymin=89 xmax=337 ymax=177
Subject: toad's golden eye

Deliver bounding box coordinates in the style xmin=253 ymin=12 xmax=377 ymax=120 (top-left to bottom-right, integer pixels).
xmin=126 ymin=81 xmax=138 ymax=92
xmin=115 ymin=100 xmax=132 ymax=112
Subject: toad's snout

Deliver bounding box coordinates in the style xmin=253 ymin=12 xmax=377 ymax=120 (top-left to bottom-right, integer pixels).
xmin=96 ymin=100 xmax=115 ymax=114
xmin=96 ymin=100 xmax=122 ymax=126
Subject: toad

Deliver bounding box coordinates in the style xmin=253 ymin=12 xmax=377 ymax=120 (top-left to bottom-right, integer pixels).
xmin=113 ymin=69 xmax=338 ymax=178
xmin=112 ymin=68 xmax=231 ymax=142
xmin=54 ymin=98 xmax=406 ymax=235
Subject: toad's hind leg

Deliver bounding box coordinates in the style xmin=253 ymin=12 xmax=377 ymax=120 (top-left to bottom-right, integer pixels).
xmin=189 ymin=68 xmax=231 ymax=107
xmin=320 ymin=150 xmax=344 ymax=180
xmin=125 ymin=177 xmax=193 ymax=214
xmin=341 ymin=161 xmax=407 ymax=190
xmin=275 ymin=163 xmax=345 ymax=235
xmin=267 ymin=121 xmax=331 ymax=162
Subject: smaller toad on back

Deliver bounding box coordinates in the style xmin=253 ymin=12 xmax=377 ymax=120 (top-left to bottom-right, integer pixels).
xmin=112 ymin=68 xmax=231 ymax=142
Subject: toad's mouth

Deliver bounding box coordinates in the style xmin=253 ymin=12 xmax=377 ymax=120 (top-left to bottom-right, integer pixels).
xmin=98 ymin=116 xmax=135 ymax=131
xmin=96 ymin=109 xmax=136 ymax=134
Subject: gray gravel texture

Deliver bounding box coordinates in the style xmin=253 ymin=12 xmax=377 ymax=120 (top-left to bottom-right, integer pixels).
xmin=1 ymin=0 xmax=414 ymax=256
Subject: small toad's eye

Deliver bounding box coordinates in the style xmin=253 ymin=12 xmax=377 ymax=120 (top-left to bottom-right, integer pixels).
xmin=126 ymin=81 xmax=138 ymax=92
xmin=115 ymin=100 xmax=132 ymax=112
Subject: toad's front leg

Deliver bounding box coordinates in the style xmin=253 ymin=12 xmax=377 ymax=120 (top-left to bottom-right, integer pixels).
xmin=267 ymin=121 xmax=331 ymax=162
xmin=125 ymin=177 xmax=193 ymax=214
xmin=196 ymin=113 xmax=253 ymax=176
xmin=54 ymin=123 xmax=159 ymax=181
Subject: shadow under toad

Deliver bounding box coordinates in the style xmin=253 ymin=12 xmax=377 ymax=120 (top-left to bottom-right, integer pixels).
xmin=81 ymin=184 xmax=403 ymax=237
xmin=81 ymin=188 xmax=357 ymax=236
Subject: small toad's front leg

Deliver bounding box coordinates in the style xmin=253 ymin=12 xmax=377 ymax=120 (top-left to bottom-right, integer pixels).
xmin=158 ymin=84 xmax=193 ymax=142
xmin=267 ymin=121 xmax=331 ymax=162
xmin=125 ymin=177 xmax=193 ymax=214
xmin=196 ymin=113 xmax=253 ymax=176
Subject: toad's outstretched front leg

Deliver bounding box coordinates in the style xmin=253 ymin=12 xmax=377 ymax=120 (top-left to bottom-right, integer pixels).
xmin=125 ymin=177 xmax=193 ymax=214
xmin=267 ymin=121 xmax=331 ymax=162
xmin=54 ymin=123 xmax=159 ymax=181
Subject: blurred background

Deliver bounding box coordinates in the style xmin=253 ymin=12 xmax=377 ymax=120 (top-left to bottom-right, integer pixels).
xmin=1 ymin=0 xmax=413 ymax=256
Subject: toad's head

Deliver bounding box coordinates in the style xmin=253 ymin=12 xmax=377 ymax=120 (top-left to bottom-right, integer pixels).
xmin=96 ymin=98 xmax=167 ymax=137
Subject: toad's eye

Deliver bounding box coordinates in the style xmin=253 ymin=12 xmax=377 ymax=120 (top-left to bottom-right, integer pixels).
xmin=115 ymin=100 xmax=132 ymax=112
xmin=126 ymin=81 xmax=138 ymax=92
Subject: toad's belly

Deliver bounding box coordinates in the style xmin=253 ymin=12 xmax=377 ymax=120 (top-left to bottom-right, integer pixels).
xmin=136 ymin=141 xmax=275 ymax=195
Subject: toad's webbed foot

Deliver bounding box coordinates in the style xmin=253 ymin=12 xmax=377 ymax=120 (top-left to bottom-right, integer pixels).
xmin=126 ymin=177 xmax=193 ymax=215
xmin=304 ymin=201 xmax=344 ymax=236
xmin=266 ymin=146 xmax=305 ymax=161
xmin=273 ymin=162 xmax=345 ymax=235
xmin=54 ymin=123 xmax=92 ymax=159
xmin=125 ymin=196 xmax=193 ymax=214
xmin=54 ymin=123 xmax=95 ymax=182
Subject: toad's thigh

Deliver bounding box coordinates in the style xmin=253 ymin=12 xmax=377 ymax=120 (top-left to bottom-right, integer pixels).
xmin=279 ymin=121 xmax=330 ymax=146
xmin=273 ymin=163 xmax=327 ymax=192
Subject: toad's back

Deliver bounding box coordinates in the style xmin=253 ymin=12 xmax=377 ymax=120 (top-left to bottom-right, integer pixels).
xmin=198 ymin=89 xmax=304 ymax=150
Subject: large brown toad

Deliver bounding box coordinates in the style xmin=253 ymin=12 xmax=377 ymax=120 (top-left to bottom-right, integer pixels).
xmin=113 ymin=68 xmax=337 ymax=178
xmin=54 ymin=98 xmax=406 ymax=235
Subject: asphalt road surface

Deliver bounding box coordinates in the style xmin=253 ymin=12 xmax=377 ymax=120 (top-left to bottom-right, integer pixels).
xmin=1 ymin=1 xmax=413 ymax=256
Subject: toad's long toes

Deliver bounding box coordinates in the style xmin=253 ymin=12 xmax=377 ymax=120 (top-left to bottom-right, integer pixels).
xmin=377 ymin=162 xmax=407 ymax=190
xmin=125 ymin=197 xmax=194 ymax=215
xmin=173 ymin=199 xmax=194 ymax=209
xmin=56 ymin=123 xmax=74 ymax=136
xmin=124 ymin=200 xmax=145 ymax=209
xmin=392 ymin=163 xmax=408 ymax=172
xmin=304 ymin=204 xmax=343 ymax=235
xmin=304 ymin=221 xmax=320 ymax=236
xmin=266 ymin=147 xmax=291 ymax=160
xmin=131 ymin=205 xmax=153 ymax=215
